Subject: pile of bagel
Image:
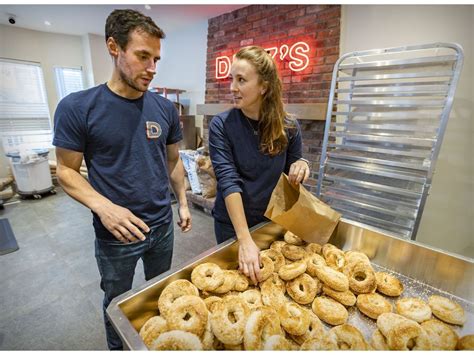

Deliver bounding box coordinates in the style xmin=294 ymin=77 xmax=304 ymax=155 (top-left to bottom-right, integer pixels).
xmin=139 ymin=231 xmax=473 ymax=350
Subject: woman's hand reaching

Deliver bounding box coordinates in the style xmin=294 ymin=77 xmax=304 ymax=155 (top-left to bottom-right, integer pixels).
xmin=237 ymin=233 xmax=261 ymax=285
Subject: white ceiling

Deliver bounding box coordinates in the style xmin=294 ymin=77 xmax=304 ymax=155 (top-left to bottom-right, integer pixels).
xmin=0 ymin=4 xmax=246 ymax=36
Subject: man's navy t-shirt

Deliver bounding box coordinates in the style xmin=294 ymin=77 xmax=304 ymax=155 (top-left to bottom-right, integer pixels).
xmin=53 ymin=84 xmax=182 ymax=238
xmin=209 ymin=108 xmax=303 ymax=227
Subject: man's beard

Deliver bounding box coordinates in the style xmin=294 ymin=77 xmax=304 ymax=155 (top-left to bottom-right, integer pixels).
xmin=119 ymin=69 xmax=147 ymax=93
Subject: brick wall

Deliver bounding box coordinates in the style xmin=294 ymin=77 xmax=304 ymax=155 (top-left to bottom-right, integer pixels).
xmin=204 ymin=4 xmax=341 ymax=192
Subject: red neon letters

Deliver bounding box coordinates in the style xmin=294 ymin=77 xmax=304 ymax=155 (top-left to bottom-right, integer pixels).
xmin=215 ymin=41 xmax=310 ymax=79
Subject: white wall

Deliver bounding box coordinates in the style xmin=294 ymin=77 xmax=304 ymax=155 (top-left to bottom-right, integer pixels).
xmin=87 ymin=33 xmax=112 ymax=86
xmin=0 ymin=24 xmax=87 ymax=176
xmin=341 ymin=5 xmax=473 ymax=257
xmin=152 ymin=20 xmax=208 ymax=124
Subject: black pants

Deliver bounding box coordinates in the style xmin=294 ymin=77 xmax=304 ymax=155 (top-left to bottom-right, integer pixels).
xmin=214 ymin=216 xmax=267 ymax=244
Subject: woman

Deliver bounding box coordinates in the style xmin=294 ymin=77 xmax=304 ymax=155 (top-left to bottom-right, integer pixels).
xmin=209 ymin=46 xmax=310 ymax=284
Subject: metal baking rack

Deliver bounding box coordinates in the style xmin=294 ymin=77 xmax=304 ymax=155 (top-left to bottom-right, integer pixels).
xmin=316 ymin=43 xmax=464 ymax=240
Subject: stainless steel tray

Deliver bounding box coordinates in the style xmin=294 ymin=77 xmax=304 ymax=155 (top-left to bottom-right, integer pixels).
xmin=107 ymin=219 xmax=473 ymax=350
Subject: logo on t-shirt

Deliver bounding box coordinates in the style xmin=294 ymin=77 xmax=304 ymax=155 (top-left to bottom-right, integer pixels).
xmin=146 ymin=121 xmax=162 ymax=139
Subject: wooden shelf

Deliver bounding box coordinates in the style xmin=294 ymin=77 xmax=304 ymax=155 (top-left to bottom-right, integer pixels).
xmin=196 ymin=103 xmax=327 ymax=120
xmin=151 ymin=87 xmax=186 ymax=115
xmin=151 ymin=87 xmax=186 ymax=96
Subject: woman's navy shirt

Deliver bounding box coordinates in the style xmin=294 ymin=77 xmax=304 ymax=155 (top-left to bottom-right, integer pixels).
xmin=209 ymin=108 xmax=303 ymax=227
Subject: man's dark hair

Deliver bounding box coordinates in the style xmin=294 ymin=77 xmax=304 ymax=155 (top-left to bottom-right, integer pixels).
xmin=105 ymin=9 xmax=165 ymax=50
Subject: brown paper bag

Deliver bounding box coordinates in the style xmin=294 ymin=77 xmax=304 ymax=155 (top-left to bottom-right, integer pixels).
xmin=196 ymin=155 xmax=217 ymax=199
xmin=264 ymin=173 xmax=341 ymax=244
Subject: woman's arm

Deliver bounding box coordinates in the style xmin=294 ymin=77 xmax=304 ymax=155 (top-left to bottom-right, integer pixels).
xmin=209 ymin=115 xmax=262 ymax=284
xmin=286 ymin=119 xmax=310 ymax=184
xmin=224 ymin=192 xmax=261 ymax=284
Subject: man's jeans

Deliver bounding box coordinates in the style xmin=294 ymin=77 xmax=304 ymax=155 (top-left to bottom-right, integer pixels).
xmin=94 ymin=221 xmax=174 ymax=350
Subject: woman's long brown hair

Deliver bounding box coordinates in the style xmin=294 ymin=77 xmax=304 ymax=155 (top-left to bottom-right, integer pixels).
xmin=235 ymin=46 xmax=294 ymax=156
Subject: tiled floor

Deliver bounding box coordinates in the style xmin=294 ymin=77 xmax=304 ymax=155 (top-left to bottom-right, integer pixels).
xmin=0 ymin=188 xmax=216 ymax=350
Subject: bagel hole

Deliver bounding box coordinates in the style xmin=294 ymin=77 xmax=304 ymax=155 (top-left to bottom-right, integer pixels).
xmin=407 ymin=338 xmax=415 ymax=350
xmin=183 ymin=312 xmax=192 ymax=321
xmin=299 ymin=284 xmax=305 ymax=292
xmin=338 ymin=341 xmax=350 ymax=350
xmin=354 ymin=272 xmax=367 ymax=281
xmin=227 ymin=311 xmax=237 ymax=324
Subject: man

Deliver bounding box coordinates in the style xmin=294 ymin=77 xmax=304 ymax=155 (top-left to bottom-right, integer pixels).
xmin=53 ymin=9 xmax=191 ymax=350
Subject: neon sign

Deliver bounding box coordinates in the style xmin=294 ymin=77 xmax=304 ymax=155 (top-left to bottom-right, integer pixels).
xmin=215 ymin=41 xmax=310 ymax=79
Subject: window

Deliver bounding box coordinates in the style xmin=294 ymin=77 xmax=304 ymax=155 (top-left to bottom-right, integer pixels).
xmin=54 ymin=66 xmax=84 ymax=100
xmin=0 ymin=58 xmax=53 ymax=150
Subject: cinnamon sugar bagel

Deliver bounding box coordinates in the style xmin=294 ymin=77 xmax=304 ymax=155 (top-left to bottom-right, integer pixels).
xmin=306 ymin=253 xmax=327 ymax=277
xmin=375 ymin=271 xmax=404 ymax=297
xmin=165 ymin=295 xmax=208 ymax=337
xmin=286 ymin=273 xmax=318 ymax=305
xmin=212 ymin=270 xmax=237 ymax=294
xmin=240 ymin=289 xmax=263 ymax=309
xmin=203 ymin=296 xmax=221 ymax=313
xmin=311 ymin=296 xmax=348 ymax=326
xmin=345 ymin=250 xmax=371 ymax=265
xmin=260 ymin=272 xmax=285 ymax=292
xmin=260 ymin=273 xmax=286 ymax=309
xmin=279 ymin=302 xmax=311 ymax=336
xmin=260 ymin=249 xmax=285 ymax=272
xmin=370 ymin=329 xmax=389 ymax=350
xmin=457 ymin=335 xmax=474 ymax=350
xmin=139 ymin=315 xmax=168 ymax=348
xmin=281 ymin=244 xmax=307 ymax=261
xmin=305 ymin=242 xmax=322 ymax=255
xmin=321 ymin=243 xmax=338 ymax=257
xmin=278 ymin=260 xmax=307 ymax=281
xmin=324 ymin=248 xmax=346 ymax=271
xmin=210 ymin=295 xmax=250 ymax=346
xmin=347 ymin=261 xmax=377 ymax=294
xmin=263 ymin=334 xmax=298 ymax=350
xmin=343 ymin=250 xmax=371 ymax=275
xmin=283 ymin=231 xmax=305 ymax=246
xmin=328 ymin=324 xmax=370 ymax=350
xmin=322 ymin=285 xmax=356 ymax=307
xmin=429 ymin=295 xmax=466 ymax=326
xmin=290 ymin=311 xmax=325 ymax=346
xmin=150 ymin=330 xmax=203 ymax=350
xmin=200 ymin=313 xmax=215 ymax=350
xmin=270 ymin=240 xmax=287 ymax=253
xmin=243 ymin=306 xmax=282 ymax=350
xmin=377 ymin=312 xmax=431 ymax=350
xmin=314 ymin=265 xmax=349 ymax=292
xmin=191 ymin=262 xmax=225 ymax=292
xmin=227 ymin=270 xmax=249 ymax=292
xmin=158 ymin=279 xmax=199 ymax=318
xmin=356 ymin=293 xmax=393 ymax=320
xmin=421 ymin=319 xmax=458 ymax=350
xmin=300 ymin=332 xmax=338 ymax=350
xmin=396 ymin=297 xmax=432 ymax=323
xmin=258 ymin=255 xmax=274 ymax=282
